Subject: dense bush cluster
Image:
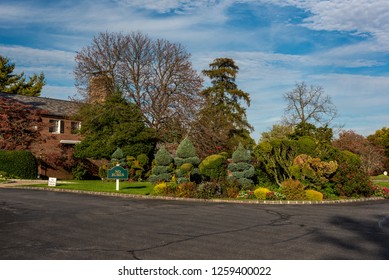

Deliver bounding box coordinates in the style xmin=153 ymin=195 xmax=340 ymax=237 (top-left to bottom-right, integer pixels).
xmin=0 ymin=150 xmax=37 ymax=179
xmin=96 ymin=130 xmax=382 ymax=201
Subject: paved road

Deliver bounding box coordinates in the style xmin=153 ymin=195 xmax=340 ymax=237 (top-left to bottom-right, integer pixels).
xmin=1 ymin=188 xmax=389 ymax=259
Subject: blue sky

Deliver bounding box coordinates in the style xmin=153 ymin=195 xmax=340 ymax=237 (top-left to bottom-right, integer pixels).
xmin=1 ymin=0 xmax=389 ymax=140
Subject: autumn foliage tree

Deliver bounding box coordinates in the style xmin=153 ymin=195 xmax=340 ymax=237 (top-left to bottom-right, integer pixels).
xmin=367 ymin=127 xmax=389 ymax=172
xmin=0 ymin=96 xmax=46 ymax=150
xmin=333 ymin=130 xmax=385 ymax=175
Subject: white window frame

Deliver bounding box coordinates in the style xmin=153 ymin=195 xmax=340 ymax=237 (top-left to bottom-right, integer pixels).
xmin=49 ymin=119 xmax=64 ymax=134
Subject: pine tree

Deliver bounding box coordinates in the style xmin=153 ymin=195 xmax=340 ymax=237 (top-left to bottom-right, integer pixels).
xmin=0 ymin=55 xmax=45 ymax=96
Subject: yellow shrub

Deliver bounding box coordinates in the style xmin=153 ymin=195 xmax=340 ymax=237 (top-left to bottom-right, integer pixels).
xmin=254 ymin=187 xmax=271 ymax=200
xmin=281 ymin=179 xmax=306 ymax=200
xmin=176 ymin=182 xmax=197 ymax=198
xmin=153 ymin=182 xmax=167 ymax=195
xmin=305 ymin=189 xmax=323 ymax=201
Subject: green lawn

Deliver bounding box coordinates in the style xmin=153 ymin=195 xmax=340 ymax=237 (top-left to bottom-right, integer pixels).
xmin=31 ymin=180 xmax=154 ymax=195
xmin=372 ymin=174 xmax=389 ymax=181
xmin=375 ymin=181 xmax=389 ymax=188
xmin=371 ymin=175 xmax=389 ymax=188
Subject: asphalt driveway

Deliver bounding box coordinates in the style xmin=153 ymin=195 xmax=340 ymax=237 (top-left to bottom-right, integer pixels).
xmin=1 ymin=188 xmax=388 ymax=259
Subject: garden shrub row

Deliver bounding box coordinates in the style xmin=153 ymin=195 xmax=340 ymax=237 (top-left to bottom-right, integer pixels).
xmin=100 ymin=135 xmax=384 ymax=201
xmin=0 ymin=150 xmax=37 ymax=179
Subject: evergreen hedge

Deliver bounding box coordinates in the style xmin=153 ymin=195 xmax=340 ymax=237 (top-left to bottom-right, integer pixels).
xmin=0 ymin=150 xmax=38 ymax=179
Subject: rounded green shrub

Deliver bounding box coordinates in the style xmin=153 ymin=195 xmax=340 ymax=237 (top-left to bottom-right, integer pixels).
xmin=137 ymin=154 xmax=149 ymax=166
xmin=305 ymin=189 xmax=323 ymax=201
xmin=180 ymin=163 xmax=193 ymax=173
xmin=199 ymin=154 xmax=226 ymax=181
xmin=254 ymin=187 xmax=272 ymax=200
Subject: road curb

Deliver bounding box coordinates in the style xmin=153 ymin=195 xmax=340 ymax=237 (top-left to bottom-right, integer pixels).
xmin=0 ymin=184 xmax=386 ymax=205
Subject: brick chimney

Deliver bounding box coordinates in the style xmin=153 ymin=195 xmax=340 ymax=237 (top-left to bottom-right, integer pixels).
xmin=88 ymin=75 xmax=112 ymax=103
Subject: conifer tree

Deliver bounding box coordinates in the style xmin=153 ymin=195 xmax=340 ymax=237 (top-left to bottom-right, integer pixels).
xmin=0 ymin=55 xmax=45 ymax=96
xmin=192 ymin=58 xmax=254 ymax=156
xmin=149 ymin=146 xmax=173 ymax=183
xmin=110 ymin=148 xmax=126 ymax=167
xmin=228 ymin=143 xmax=255 ymax=188
xmin=174 ymin=137 xmax=200 ymax=183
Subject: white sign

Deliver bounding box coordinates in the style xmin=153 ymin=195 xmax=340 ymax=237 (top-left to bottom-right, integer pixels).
xmin=48 ymin=177 xmax=57 ymax=187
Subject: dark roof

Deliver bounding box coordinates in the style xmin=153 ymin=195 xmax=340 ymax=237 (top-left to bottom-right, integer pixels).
xmin=0 ymin=92 xmax=82 ymax=118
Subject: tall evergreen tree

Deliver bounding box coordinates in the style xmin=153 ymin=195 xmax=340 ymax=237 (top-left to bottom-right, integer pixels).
xmin=192 ymin=58 xmax=254 ymax=156
xmin=0 ymin=55 xmax=45 ymax=96
xmin=74 ymin=92 xmax=156 ymax=159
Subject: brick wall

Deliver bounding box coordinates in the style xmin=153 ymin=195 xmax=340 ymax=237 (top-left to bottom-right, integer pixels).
xmin=30 ymin=116 xmax=82 ymax=179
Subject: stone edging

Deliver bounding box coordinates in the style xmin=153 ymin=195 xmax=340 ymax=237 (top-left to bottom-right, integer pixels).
xmin=0 ymin=184 xmax=385 ymax=205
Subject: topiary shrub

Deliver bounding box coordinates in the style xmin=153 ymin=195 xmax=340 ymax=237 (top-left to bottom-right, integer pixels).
xmin=228 ymin=143 xmax=255 ymax=188
xmin=281 ymin=179 xmax=306 ymax=200
xmin=110 ymin=148 xmax=126 ymax=167
xmin=149 ymin=146 xmax=173 ymax=183
xmin=254 ymin=187 xmax=272 ymax=200
xmin=199 ymin=154 xmax=227 ymax=181
xmin=174 ymin=137 xmax=200 ymax=183
xmin=305 ymin=189 xmax=323 ymax=201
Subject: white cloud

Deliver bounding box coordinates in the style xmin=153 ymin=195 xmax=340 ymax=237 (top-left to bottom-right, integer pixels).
xmin=114 ymin=0 xmax=222 ymax=13
xmin=0 ymin=45 xmax=74 ymax=66
xmin=262 ymin=0 xmax=389 ymax=49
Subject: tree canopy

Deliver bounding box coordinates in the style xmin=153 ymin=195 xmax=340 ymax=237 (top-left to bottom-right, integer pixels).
xmin=0 ymin=55 xmax=45 ymax=96
xmin=74 ymin=32 xmax=203 ymax=142
xmin=0 ymin=95 xmax=46 ymax=149
xmin=74 ymin=92 xmax=156 ymax=159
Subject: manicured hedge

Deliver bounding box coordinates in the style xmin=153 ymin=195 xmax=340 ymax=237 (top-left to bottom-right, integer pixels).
xmin=0 ymin=150 xmax=38 ymax=179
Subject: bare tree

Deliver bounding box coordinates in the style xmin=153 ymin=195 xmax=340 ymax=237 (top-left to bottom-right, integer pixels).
xmin=74 ymin=31 xmax=203 ymax=142
xmin=283 ymin=82 xmax=337 ymax=127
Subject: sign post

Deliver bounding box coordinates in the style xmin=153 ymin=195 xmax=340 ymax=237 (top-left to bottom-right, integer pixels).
xmin=107 ymin=165 xmax=129 ymax=191
xmin=48 ymin=177 xmax=57 ymax=187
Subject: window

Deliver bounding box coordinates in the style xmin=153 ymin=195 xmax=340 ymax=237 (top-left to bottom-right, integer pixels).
xmin=71 ymin=121 xmax=81 ymax=134
xmin=49 ymin=119 xmax=64 ymax=134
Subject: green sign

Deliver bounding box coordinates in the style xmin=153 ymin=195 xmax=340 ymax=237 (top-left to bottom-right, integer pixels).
xmin=107 ymin=166 xmax=129 ymax=180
